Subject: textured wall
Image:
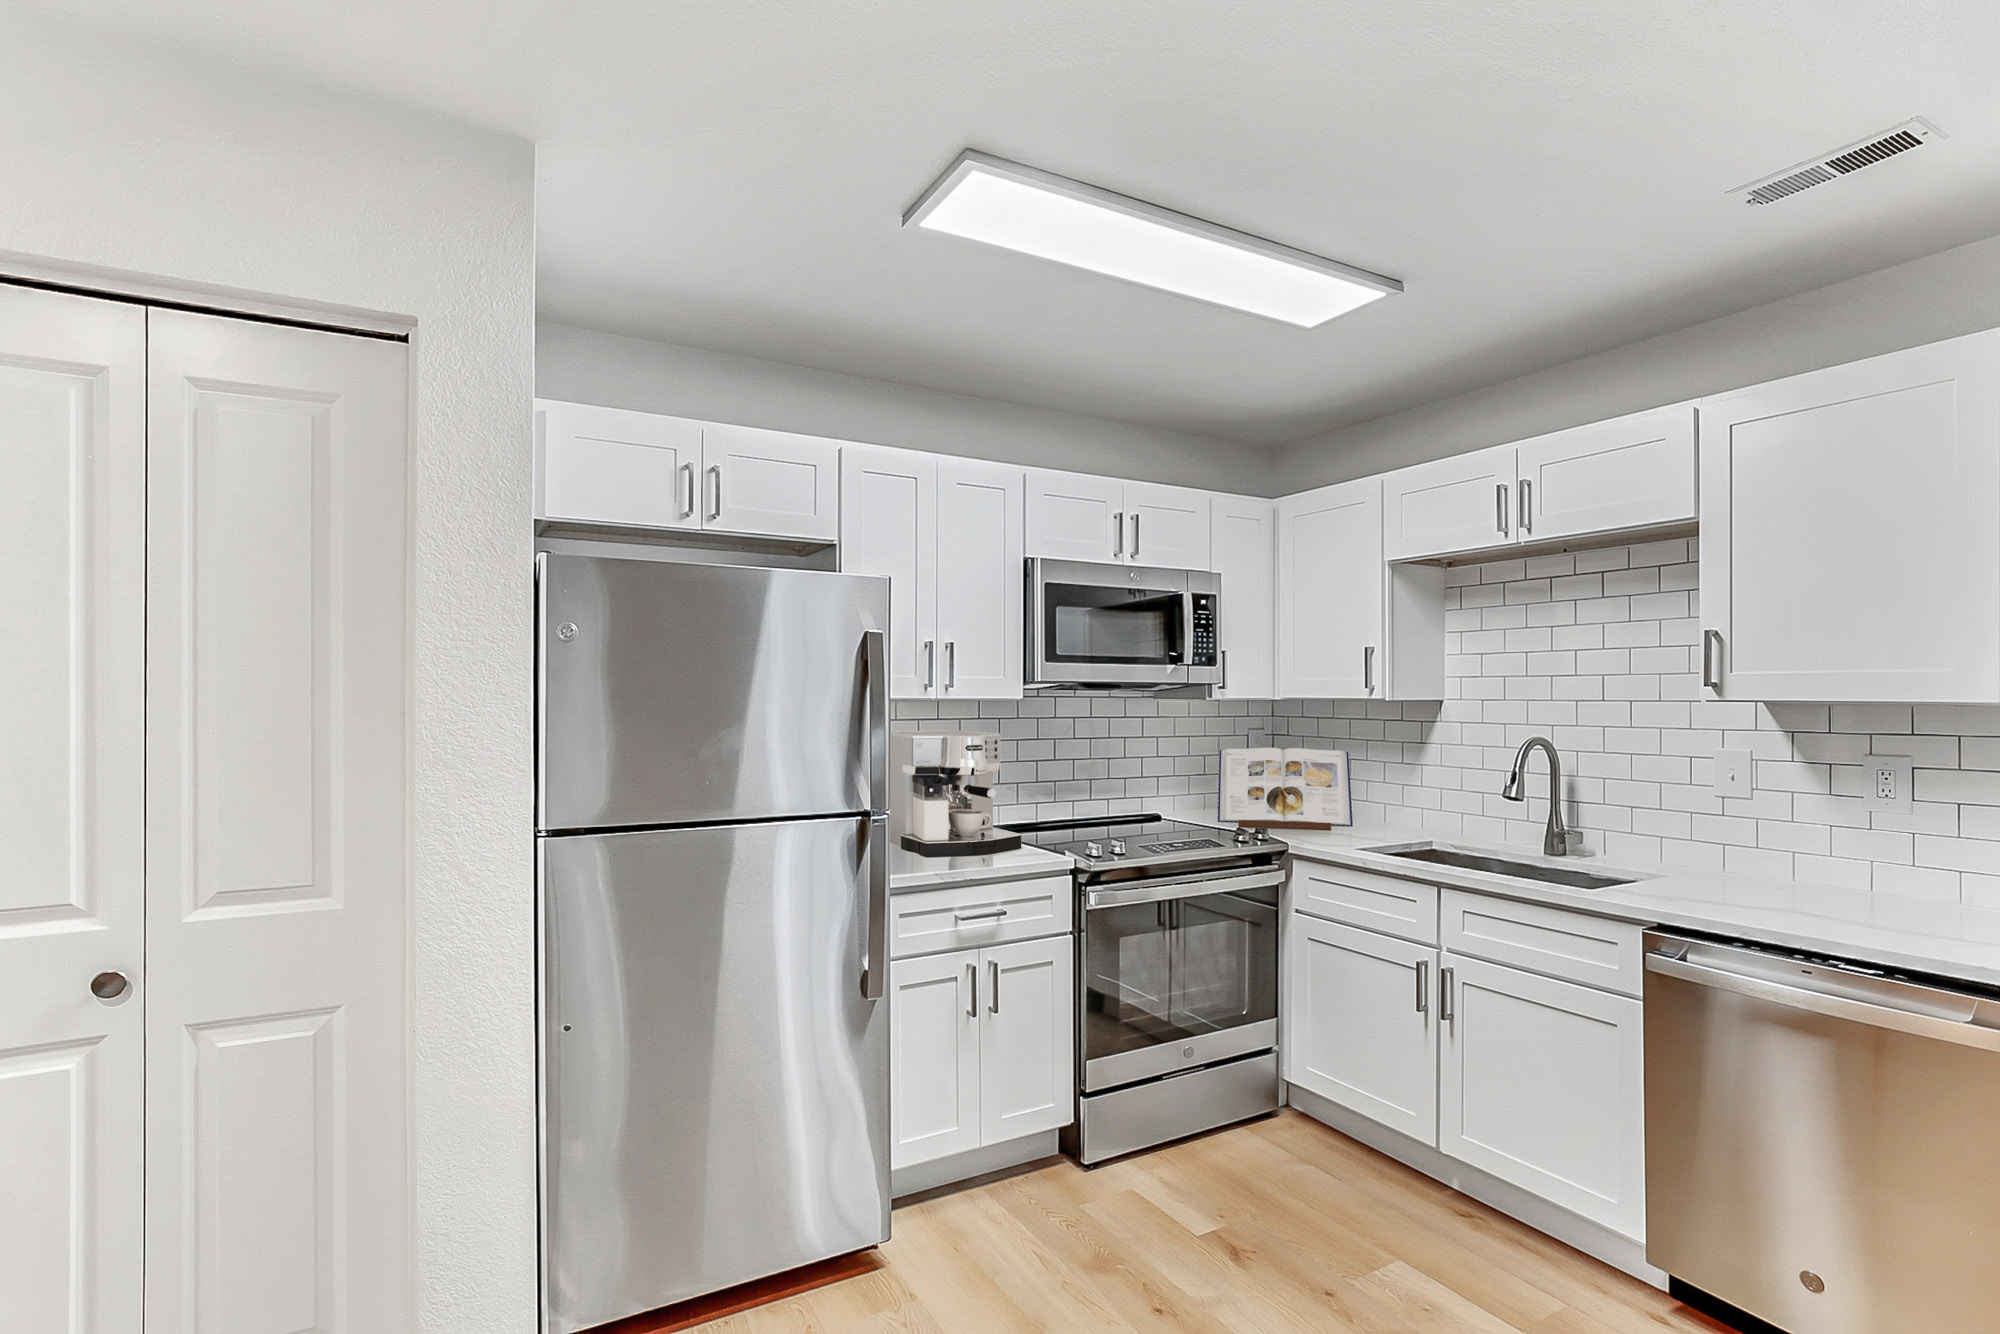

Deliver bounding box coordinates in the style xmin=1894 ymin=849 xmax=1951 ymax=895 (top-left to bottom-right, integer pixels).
xmin=0 ymin=13 xmax=538 ymax=1329
xmin=1275 ymin=537 xmax=2000 ymax=927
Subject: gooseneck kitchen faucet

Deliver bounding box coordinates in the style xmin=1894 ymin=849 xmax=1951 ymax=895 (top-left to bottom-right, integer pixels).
xmin=1501 ymin=736 xmax=1576 ymax=857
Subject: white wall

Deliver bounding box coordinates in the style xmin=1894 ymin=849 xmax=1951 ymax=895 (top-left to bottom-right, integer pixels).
xmin=1275 ymin=229 xmax=2000 ymax=491
xmin=0 ymin=11 xmax=536 ymax=1331
xmin=539 ymin=321 xmax=1275 ymax=493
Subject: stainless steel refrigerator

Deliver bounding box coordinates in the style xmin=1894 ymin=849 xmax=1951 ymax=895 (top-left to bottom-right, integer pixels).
xmin=536 ymin=553 xmax=892 ymax=1334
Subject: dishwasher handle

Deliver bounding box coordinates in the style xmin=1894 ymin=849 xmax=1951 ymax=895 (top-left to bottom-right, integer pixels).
xmin=1645 ymin=950 xmax=2000 ymax=1053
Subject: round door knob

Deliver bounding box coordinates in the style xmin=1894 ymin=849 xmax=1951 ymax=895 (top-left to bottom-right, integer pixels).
xmin=90 ymin=971 xmax=129 ymax=1001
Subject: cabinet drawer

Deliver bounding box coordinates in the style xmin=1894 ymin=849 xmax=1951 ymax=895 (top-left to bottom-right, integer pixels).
xmin=891 ymin=876 xmax=1072 ymax=958
xmin=1440 ymin=889 xmax=1644 ymax=997
xmin=1291 ymin=860 xmax=1439 ymax=944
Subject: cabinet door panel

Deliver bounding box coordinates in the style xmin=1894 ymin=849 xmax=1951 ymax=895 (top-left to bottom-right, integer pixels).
xmin=1381 ymin=445 xmax=1516 ymax=560
xmin=890 ymin=953 xmax=982 ymax=1170
xmin=536 ymin=400 xmax=701 ymax=530
xmin=1440 ymin=954 xmax=1645 ymax=1239
xmin=936 ymin=458 xmax=1024 ymax=699
xmin=1700 ymin=330 xmax=2000 ymax=701
xmin=840 ymin=446 xmax=939 ymax=698
xmin=1024 ymin=469 xmax=1122 ymax=562
xmin=1210 ymin=496 xmax=1276 ymax=698
xmin=1123 ymin=481 xmax=1211 ymax=568
xmin=703 ymin=423 xmax=840 ymax=541
xmin=1517 ymin=404 xmax=1695 ymax=542
xmin=1277 ymin=479 xmax=1381 ymax=698
xmin=1286 ymin=915 xmax=1436 ymax=1145
xmin=978 ymin=937 xmax=1074 ymax=1145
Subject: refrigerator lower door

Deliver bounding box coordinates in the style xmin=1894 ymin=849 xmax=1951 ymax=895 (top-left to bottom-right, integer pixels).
xmin=537 ymin=554 xmax=888 ymax=831
xmin=540 ymin=817 xmax=890 ymax=1333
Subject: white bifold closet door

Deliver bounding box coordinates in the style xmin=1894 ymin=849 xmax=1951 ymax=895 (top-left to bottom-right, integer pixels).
xmin=0 ymin=285 xmax=148 ymax=1331
xmin=144 ymin=308 xmax=412 ymax=1331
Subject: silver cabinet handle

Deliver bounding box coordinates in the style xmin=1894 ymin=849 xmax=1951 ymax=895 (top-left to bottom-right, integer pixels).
xmin=1113 ymin=509 xmax=1125 ymax=557
xmin=989 ymin=960 xmax=1000 ymax=1014
xmin=1440 ymin=966 xmax=1455 ymax=1023
xmin=1415 ymin=959 xmax=1429 ymax=1015
xmin=945 ymin=641 xmax=957 ymax=690
xmin=953 ymin=907 xmax=1008 ymax=922
xmin=1518 ymin=478 xmax=1532 ymax=534
xmin=966 ymin=962 xmax=978 ymax=1018
xmin=707 ymin=464 xmax=723 ymax=520
xmin=91 ymin=970 xmax=129 ymax=1001
xmin=1363 ymin=645 xmax=1376 ymax=694
xmin=1130 ymin=512 xmax=1140 ymax=557
xmin=1702 ymin=629 xmax=1723 ymax=691
xmin=679 ymin=462 xmax=696 ymax=519
xmin=923 ymin=640 xmax=935 ymax=691
xmin=1495 ymin=483 xmax=1508 ymax=536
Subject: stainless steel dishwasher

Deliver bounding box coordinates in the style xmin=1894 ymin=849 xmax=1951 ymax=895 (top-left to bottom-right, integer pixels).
xmin=1644 ymin=931 xmax=2000 ymax=1334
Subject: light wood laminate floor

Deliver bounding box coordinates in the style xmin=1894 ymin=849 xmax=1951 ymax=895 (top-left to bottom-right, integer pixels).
xmin=689 ymin=1111 xmax=1732 ymax=1333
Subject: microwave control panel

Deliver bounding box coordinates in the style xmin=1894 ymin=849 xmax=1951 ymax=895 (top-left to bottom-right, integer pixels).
xmin=1189 ymin=593 xmax=1218 ymax=666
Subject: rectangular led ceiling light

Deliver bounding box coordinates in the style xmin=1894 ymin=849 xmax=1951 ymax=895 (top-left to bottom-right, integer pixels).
xmin=903 ymin=150 xmax=1401 ymax=328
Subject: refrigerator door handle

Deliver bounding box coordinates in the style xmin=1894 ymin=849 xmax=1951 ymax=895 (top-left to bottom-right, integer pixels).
xmin=860 ymin=628 xmax=890 ymax=1000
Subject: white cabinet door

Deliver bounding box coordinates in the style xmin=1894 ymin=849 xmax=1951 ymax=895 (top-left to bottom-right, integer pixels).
xmin=977 ymin=937 xmax=1074 ymax=1145
xmin=936 ymin=458 xmax=1025 ymax=700
xmin=1381 ymin=444 xmax=1517 ymax=560
xmin=0 ymin=285 xmax=147 ymax=1334
xmin=536 ymin=399 xmax=701 ymax=530
xmin=1286 ymin=915 xmax=1437 ymax=1146
xmin=1024 ymin=468 xmax=1124 ymax=562
xmin=1210 ymin=495 xmax=1276 ymax=698
xmin=890 ymin=951 xmax=983 ymax=1170
xmin=702 ymin=422 xmax=841 ymax=541
xmin=1516 ymin=403 xmax=1696 ymax=543
xmin=1700 ymin=329 xmax=2000 ymax=701
xmin=1124 ymin=481 xmax=1211 ymax=569
xmin=840 ymin=446 xmax=939 ymax=699
xmin=1439 ymin=954 xmax=1645 ymax=1240
xmin=1277 ymin=478 xmax=1382 ymax=698
xmin=146 ymin=312 xmax=412 ymax=1332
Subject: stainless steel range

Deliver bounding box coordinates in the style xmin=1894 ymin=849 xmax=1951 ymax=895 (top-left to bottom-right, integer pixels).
xmin=1012 ymin=815 xmax=1286 ymax=1165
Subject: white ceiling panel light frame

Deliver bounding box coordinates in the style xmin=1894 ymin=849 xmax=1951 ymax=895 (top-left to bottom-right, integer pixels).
xmin=903 ymin=150 xmax=1402 ymax=328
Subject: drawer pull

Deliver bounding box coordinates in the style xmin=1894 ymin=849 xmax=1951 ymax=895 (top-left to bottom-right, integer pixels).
xmin=953 ymin=907 xmax=1009 ymax=923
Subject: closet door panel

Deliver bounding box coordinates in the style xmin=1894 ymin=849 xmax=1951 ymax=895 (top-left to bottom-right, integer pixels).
xmin=146 ymin=310 xmax=412 ymax=1332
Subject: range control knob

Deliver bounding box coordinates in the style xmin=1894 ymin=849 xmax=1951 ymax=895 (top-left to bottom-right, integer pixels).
xmin=1084 ymin=842 xmax=1104 ymax=858
xmin=1233 ymin=828 xmax=1254 ymax=845
xmin=1253 ymin=828 xmax=1272 ymax=843
xmin=1108 ymin=840 xmax=1127 ymax=857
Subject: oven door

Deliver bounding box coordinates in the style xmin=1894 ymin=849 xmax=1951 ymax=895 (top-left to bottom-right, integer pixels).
xmin=1080 ymin=866 xmax=1282 ymax=1092
xmin=1028 ymin=558 xmax=1193 ymax=687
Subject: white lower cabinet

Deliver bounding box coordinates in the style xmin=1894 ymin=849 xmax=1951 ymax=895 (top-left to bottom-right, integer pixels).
xmin=1286 ymin=869 xmax=1647 ymax=1242
xmin=890 ymin=932 xmax=1073 ymax=1172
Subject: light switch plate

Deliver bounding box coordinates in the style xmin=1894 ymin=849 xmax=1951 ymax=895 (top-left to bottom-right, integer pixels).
xmin=1863 ymin=754 xmax=1914 ymax=814
xmin=1712 ymin=748 xmax=1753 ymax=797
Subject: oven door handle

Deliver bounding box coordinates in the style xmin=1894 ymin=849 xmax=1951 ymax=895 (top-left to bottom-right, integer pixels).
xmin=1084 ymin=865 xmax=1286 ymax=910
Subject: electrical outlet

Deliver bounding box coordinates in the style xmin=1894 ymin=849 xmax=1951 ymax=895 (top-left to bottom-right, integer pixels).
xmin=1864 ymin=754 xmax=1914 ymax=814
xmin=1712 ymin=748 xmax=1753 ymax=797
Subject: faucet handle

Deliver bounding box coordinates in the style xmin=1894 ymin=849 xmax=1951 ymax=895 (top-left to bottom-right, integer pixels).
xmin=1562 ymin=830 xmax=1585 ymax=855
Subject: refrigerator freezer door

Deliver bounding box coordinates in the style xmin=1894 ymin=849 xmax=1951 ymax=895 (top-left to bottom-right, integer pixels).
xmin=541 ymin=817 xmax=890 ymax=1332
xmin=538 ymin=554 xmax=888 ymax=830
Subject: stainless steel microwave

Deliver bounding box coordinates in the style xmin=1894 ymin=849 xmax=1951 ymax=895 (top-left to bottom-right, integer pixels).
xmin=1026 ymin=558 xmax=1220 ymax=689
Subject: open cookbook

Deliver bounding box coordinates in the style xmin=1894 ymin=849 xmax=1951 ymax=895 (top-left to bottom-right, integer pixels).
xmin=1219 ymin=747 xmax=1352 ymax=826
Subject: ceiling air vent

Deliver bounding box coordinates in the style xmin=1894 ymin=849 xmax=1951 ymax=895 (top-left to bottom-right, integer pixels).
xmin=1729 ymin=118 xmax=1945 ymax=206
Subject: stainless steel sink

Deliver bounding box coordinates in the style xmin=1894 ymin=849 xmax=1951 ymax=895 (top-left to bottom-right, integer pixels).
xmin=1371 ymin=843 xmax=1634 ymax=890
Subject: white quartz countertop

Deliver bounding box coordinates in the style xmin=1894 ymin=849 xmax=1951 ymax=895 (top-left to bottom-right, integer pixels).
xmin=1261 ymin=820 xmax=2000 ymax=989
xmin=889 ymin=842 xmax=1073 ymax=893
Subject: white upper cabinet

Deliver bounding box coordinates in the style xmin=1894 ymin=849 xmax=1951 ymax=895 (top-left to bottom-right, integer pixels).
xmin=1382 ymin=404 xmax=1696 ymax=561
xmin=1381 ymin=444 xmax=1517 ymax=561
xmin=1699 ymin=329 xmax=2000 ymax=701
xmin=1025 ymin=468 xmax=1211 ymax=567
xmin=1210 ymin=496 xmax=1277 ymax=699
xmin=1276 ymin=480 xmax=1443 ymax=700
xmin=537 ymin=400 xmax=702 ymax=531
xmin=840 ymin=445 xmax=1022 ymax=700
xmin=536 ymin=401 xmax=840 ymax=543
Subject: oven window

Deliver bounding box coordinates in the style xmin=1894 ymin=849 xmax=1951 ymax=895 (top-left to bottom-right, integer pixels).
xmin=1082 ymin=886 xmax=1278 ymax=1065
xmin=1043 ymin=583 xmax=1183 ymax=665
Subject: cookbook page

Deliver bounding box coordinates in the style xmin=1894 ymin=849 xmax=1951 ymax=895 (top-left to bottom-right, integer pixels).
xmin=1218 ymin=748 xmax=1286 ymax=823
xmin=1270 ymin=749 xmax=1351 ymax=826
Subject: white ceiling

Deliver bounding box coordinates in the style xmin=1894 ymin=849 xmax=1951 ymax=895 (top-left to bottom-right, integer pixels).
xmin=28 ymin=0 xmax=2000 ymax=443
